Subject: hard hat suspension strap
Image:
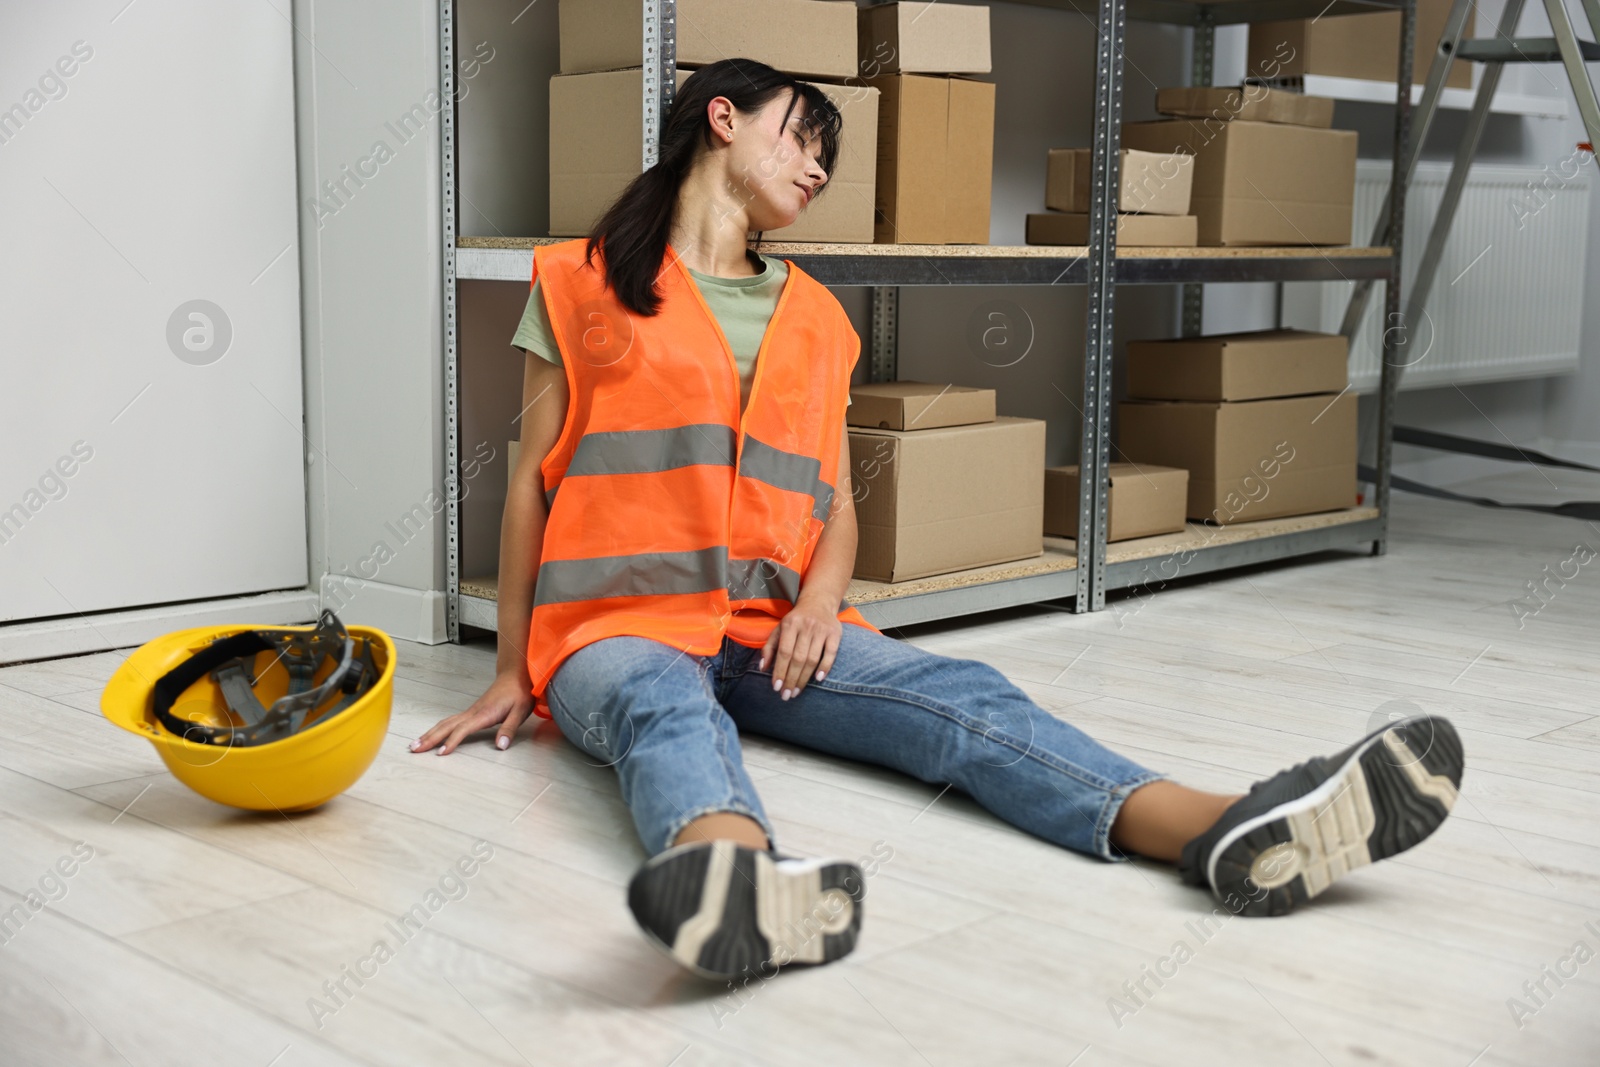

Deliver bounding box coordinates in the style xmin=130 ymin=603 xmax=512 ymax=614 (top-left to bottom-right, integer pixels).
xmin=150 ymin=609 xmax=371 ymax=747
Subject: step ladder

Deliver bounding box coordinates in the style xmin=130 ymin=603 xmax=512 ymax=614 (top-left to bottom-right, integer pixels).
xmin=1340 ymin=0 xmax=1600 ymax=366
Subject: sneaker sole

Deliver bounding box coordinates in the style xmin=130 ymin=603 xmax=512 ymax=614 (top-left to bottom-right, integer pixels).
xmin=628 ymin=841 xmax=865 ymax=981
xmin=1207 ymin=716 xmax=1464 ymax=917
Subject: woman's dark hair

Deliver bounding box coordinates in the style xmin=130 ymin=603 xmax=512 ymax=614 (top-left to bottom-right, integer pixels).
xmin=583 ymin=57 xmax=843 ymax=316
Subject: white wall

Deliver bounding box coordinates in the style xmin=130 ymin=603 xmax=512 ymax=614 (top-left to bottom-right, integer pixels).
xmin=0 ymin=0 xmax=309 ymax=658
xmin=293 ymin=0 xmax=450 ymax=643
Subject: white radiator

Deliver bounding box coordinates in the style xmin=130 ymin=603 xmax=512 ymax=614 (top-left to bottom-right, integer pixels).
xmin=1283 ymin=158 xmax=1591 ymax=392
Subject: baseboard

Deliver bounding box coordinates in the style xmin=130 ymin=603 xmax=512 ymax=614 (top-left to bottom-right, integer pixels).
xmin=0 ymin=589 xmax=322 ymax=665
xmin=1 ymin=577 xmax=449 ymax=665
xmin=317 ymin=573 xmax=448 ymax=645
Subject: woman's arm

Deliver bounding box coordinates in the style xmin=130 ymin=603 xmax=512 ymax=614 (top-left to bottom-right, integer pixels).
xmin=792 ymin=421 xmax=857 ymax=615
xmin=763 ymin=421 xmax=856 ymax=698
xmin=496 ymin=353 xmax=569 ymax=682
xmin=413 ymin=351 xmax=569 ymax=755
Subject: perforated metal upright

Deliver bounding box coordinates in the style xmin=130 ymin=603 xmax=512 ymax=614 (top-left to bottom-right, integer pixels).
xmin=441 ymin=0 xmax=459 ymax=641
xmin=1180 ymin=6 xmax=1213 ymax=339
xmin=1371 ymin=0 xmax=1418 ymax=557
xmin=1075 ymin=0 xmax=1128 ymax=613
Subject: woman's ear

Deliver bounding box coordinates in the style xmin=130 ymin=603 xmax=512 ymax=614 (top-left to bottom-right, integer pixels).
xmin=707 ymin=95 xmax=736 ymax=144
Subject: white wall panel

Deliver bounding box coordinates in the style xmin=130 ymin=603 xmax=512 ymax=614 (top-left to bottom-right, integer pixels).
xmin=0 ymin=0 xmax=307 ymax=625
xmin=293 ymin=0 xmax=449 ymax=643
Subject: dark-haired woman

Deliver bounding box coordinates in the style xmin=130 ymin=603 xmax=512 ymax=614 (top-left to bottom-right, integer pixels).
xmin=413 ymin=58 xmax=1465 ymax=983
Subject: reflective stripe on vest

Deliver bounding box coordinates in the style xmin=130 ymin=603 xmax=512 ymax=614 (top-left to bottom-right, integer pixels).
xmin=546 ymin=428 xmax=834 ymax=521
xmin=523 ymin=237 xmax=882 ymax=713
xmin=530 ymin=546 xmax=801 ymax=608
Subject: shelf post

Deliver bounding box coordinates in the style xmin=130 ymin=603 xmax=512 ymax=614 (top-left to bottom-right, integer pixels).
xmin=869 ymin=287 xmax=899 ymax=382
xmin=1180 ymin=11 xmax=1213 ymax=338
xmin=1373 ymin=0 xmax=1418 ymax=557
xmin=644 ymin=1 xmax=678 ymax=169
xmin=1076 ymin=0 xmax=1127 ymax=613
xmin=441 ymin=0 xmax=460 ymax=642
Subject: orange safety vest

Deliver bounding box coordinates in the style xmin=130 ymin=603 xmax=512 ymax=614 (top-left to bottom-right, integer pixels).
xmin=522 ymin=237 xmax=882 ymax=718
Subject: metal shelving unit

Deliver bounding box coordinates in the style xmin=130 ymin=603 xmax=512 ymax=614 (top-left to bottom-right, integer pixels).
xmin=439 ymin=0 xmax=1416 ymax=640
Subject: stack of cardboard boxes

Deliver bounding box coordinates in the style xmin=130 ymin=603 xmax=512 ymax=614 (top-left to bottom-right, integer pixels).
xmin=550 ymin=0 xmax=875 ymax=242
xmin=847 ymin=382 xmax=1045 ymax=581
xmin=860 ymin=1 xmax=996 ymax=244
xmin=1118 ymin=329 xmax=1359 ymax=526
xmin=549 ymin=0 xmax=998 ymax=245
xmin=1024 ymin=84 xmax=1352 ymax=247
xmin=1028 ymin=148 xmax=1198 ymax=247
xmin=1122 ymin=86 xmax=1356 ymax=246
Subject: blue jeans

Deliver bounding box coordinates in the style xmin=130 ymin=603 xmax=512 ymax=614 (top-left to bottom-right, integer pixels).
xmin=545 ymin=623 xmax=1169 ymax=860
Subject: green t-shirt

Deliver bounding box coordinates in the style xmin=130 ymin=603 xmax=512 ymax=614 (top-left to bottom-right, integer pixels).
xmin=511 ymin=252 xmax=849 ymax=411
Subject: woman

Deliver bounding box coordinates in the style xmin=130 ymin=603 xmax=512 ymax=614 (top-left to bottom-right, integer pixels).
xmin=413 ymin=58 xmax=1464 ymax=982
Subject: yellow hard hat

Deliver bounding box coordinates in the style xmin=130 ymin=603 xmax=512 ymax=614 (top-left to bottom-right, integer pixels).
xmin=101 ymin=609 xmax=395 ymax=812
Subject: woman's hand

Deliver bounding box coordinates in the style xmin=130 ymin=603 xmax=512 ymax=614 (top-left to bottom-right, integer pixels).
xmin=410 ymin=669 xmax=536 ymax=755
xmin=759 ymin=596 xmax=841 ymax=701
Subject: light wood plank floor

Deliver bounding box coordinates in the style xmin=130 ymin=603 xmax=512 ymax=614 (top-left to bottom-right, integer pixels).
xmin=3 ymin=470 xmax=1598 ymax=1067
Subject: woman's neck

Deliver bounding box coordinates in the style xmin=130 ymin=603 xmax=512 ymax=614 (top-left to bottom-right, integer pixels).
xmin=668 ymin=173 xmax=761 ymax=277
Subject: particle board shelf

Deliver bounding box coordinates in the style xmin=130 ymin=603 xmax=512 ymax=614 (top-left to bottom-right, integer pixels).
xmin=845 ymin=542 xmax=1081 ymax=628
xmin=455 ymin=237 xmax=1394 ymax=286
xmin=1104 ymin=504 xmax=1380 ymax=565
xmin=456 ymin=506 xmax=1380 ymax=634
xmin=461 ymin=574 xmax=500 ymax=600
xmin=1103 ymin=503 xmax=1380 ymax=583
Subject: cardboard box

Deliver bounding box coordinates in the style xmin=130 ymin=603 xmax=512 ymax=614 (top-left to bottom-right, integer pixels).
xmin=1046 ymin=148 xmax=1194 ymax=215
xmin=550 ymin=68 xmax=878 ymax=242
xmin=1026 ymin=212 xmax=1198 ymax=247
xmin=850 ymin=416 xmax=1045 ymax=581
xmin=561 ymin=0 xmax=858 ymax=80
xmin=1044 ymin=463 xmax=1189 ymax=541
xmin=1249 ymin=0 xmax=1476 ymax=90
xmin=1126 ymin=329 xmax=1348 ymax=402
xmin=1118 ymin=392 xmax=1357 ymax=524
xmin=847 ymin=381 xmax=996 ymax=430
xmin=867 ymin=73 xmax=994 ymax=243
xmin=1155 ymin=86 xmax=1334 ymax=129
xmin=859 ymin=1 xmax=992 ymax=75
xmin=1120 ymin=119 xmax=1356 ymax=246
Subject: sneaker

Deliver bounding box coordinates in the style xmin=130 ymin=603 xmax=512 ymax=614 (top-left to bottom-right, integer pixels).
xmin=626 ymin=840 xmax=865 ymax=980
xmin=1177 ymin=715 xmax=1464 ymax=917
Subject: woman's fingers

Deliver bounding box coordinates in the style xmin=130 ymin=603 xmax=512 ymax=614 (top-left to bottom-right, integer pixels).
xmin=414 ymin=701 xmax=496 ymax=756
xmin=758 ymin=614 xmax=844 ymax=700
xmin=768 ymin=621 xmax=799 ymax=694
xmin=778 ymin=622 xmax=827 ymax=698
xmin=495 ymin=702 xmax=532 ymax=750
xmin=814 ymin=630 xmax=840 ymax=682
xmin=410 ymin=714 xmax=463 ymax=754
xmin=786 ymin=629 xmax=818 ymax=695
xmin=438 ymin=708 xmax=493 ymax=756
xmin=410 ymin=673 xmax=535 ymax=755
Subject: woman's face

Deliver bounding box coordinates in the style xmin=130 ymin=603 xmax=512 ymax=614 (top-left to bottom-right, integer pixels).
xmin=721 ymin=90 xmax=830 ymax=233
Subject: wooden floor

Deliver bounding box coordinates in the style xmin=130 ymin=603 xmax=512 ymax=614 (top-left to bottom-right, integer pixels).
xmin=3 ymin=467 xmax=1598 ymax=1067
